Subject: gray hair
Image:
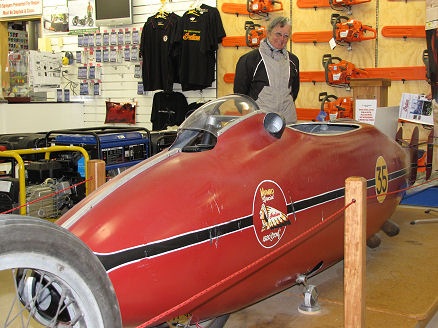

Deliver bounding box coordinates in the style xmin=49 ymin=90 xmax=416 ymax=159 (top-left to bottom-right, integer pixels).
xmin=267 ymin=16 xmax=291 ymax=34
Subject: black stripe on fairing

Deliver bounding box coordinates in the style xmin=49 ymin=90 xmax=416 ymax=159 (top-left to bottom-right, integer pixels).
xmin=96 ymin=216 xmax=254 ymax=271
xmin=286 ymin=168 xmax=407 ymax=214
xmin=96 ymin=168 xmax=408 ymax=272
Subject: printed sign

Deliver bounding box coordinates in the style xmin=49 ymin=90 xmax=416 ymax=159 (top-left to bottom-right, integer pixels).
xmin=399 ymin=93 xmax=434 ymax=126
xmin=0 ymin=0 xmax=42 ymax=18
xmin=355 ymin=99 xmax=377 ymax=125
xmin=253 ymin=180 xmax=291 ymax=248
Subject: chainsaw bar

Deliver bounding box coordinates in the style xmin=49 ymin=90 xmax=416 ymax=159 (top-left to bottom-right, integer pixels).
xmin=292 ymin=31 xmax=333 ymax=43
xmin=222 ymin=36 xmax=247 ymax=47
xmin=381 ymin=25 xmax=426 ymax=38
xmin=224 ymin=66 xmax=427 ymax=84
xmin=297 ymin=0 xmax=370 ymax=8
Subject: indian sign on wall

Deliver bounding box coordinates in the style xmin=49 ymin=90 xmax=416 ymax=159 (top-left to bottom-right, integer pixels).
xmin=0 ymin=0 xmax=42 ymax=19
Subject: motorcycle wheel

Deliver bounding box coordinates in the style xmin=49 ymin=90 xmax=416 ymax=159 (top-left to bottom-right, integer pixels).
xmin=0 ymin=214 xmax=122 ymax=328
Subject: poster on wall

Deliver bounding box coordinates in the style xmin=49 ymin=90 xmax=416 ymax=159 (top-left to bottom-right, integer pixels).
xmin=68 ymin=0 xmax=97 ymax=33
xmin=42 ymin=0 xmax=69 ymax=34
xmin=399 ymin=93 xmax=434 ymax=126
xmin=0 ymin=0 xmax=42 ymax=18
xmin=105 ymin=101 xmax=137 ymax=124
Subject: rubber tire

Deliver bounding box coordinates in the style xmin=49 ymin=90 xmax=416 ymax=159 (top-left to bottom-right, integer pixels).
xmin=0 ymin=214 xmax=122 ymax=328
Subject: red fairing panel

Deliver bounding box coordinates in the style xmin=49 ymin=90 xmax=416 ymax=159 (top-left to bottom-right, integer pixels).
xmin=58 ymin=96 xmax=408 ymax=326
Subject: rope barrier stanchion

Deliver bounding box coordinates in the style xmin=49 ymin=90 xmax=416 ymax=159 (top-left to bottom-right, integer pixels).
xmin=86 ymin=160 xmax=106 ymax=195
xmin=136 ymin=200 xmax=356 ymax=328
xmin=344 ymin=177 xmax=366 ymax=328
xmin=0 ymin=177 xmax=93 ymax=215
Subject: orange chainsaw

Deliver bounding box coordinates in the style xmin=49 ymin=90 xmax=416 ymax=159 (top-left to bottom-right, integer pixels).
xmin=245 ymin=21 xmax=266 ymax=47
xmin=322 ymin=54 xmax=367 ymax=88
xmin=317 ymin=92 xmax=353 ymax=121
xmin=331 ymin=14 xmax=376 ymax=49
xmin=297 ymin=0 xmax=370 ymax=10
xmin=329 ymin=0 xmax=369 ymax=12
xmin=247 ymin=0 xmax=283 ymax=14
xmin=221 ymin=21 xmax=266 ymax=47
xmin=222 ymin=0 xmax=283 ymax=17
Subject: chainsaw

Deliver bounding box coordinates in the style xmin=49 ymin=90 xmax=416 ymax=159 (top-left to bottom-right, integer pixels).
xmin=222 ymin=0 xmax=283 ymax=17
xmin=245 ymin=21 xmax=266 ymax=47
xmin=322 ymin=54 xmax=367 ymax=88
xmin=317 ymin=92 xmax=353 ymax=121
xmin=247 ymin=0 xmax=283 ymax=14
xmin=329 ymin=0 xmax=367 ymax=12
xmin=331 ymin=14 xmax=376 ymax=49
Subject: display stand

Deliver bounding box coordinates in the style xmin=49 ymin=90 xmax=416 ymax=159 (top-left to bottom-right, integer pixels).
xmin=350 ymin=78 xmax=391 ymax=119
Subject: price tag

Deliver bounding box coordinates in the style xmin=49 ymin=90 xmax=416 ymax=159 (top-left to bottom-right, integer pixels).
xmin=125 ymin=30 xmax=131 ymax=45
xmin=96 ymin=49 xmax=102 ymax=62
xmin=134 ymin=64 xmax=141 ymax=78
xmin=110 ymin=48 xmax=117 ymax=62
xmin=103 ymin=48 xmax=109 ymax=62
xmin=118 ymin=30 xmax=124 ymax=45
xmin=137 ymin=82 xmax=144 ymax=95
xmin=131 ymin=46 xmax=138 ymax=61
xmin=95 ymin=32 xmax=102 ymax=46
xmin=110 ymin=31 xmax=117 ymax=45
xmin=57 ymin=89 xmax=63 ymax=102
xmin=88 ymin=34 xmax=95 ymax=47
xmin=132 ymin=30 xmax=139 ymax=44
xmin=80 ymin=82 xmax=89 ymax=95
xmin=94 ymin=82 xmax=100 ymax=96
xmin=89 ymin=65 xmax=95 ymax=79
xmin=64 ymin=89 xmax=70 ymax=102
xmin=103 ymin=32 xmax=110 ymax=46
xmin=78 ymin=34 xmax=84 ymax=47
xmin=83 ymin=34 xmax=89 ymax=47
xmin=78 ymin=66 xmax=87 ymax=79
xmin=124 ymin=47 xmax=131 ymax=61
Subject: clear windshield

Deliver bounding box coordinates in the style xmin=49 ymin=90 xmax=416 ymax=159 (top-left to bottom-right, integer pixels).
xmin=178 ymin=94 xmax=259 ymax=137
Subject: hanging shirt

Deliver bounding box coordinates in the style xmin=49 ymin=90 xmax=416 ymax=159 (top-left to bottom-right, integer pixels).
xmin=174 ymin=5 xmax=225 ymax=91
xmin=140 ymin=12 xmax=180 ymax=91
xmin=151 ymin=91 xmax=189 ymax=131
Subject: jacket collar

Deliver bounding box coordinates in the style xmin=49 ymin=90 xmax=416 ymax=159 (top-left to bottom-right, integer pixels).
xmin=260 ymin=39 xmax=287 ymax=59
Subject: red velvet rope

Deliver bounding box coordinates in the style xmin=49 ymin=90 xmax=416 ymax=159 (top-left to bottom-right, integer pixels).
xmin=0 ymin=177 xmax=93 ymax=215
xmin=137 ymin=200 xmax=356 ymax=328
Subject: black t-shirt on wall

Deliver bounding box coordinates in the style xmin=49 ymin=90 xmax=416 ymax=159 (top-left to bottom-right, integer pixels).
xmin=174 ymin=5 xmax=225 ymax=91
xmin=140 ymin=13 xmax=180 ymax=91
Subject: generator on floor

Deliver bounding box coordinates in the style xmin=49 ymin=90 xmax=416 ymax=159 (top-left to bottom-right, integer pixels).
xmin=46 ymin=127 xmax=151 ymax=178
xmin=0 ymin=145 xmax=90 ymax=219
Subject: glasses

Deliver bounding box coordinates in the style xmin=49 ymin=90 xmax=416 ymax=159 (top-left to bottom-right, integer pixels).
xmin=274 ymin=32 xmax=289 ymax=39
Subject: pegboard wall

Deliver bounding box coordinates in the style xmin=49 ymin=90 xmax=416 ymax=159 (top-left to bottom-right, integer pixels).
xmin=42 ymin=0 xmax=218 ymax=130
xmin=216 ymin=0 xmax=429 ymax=113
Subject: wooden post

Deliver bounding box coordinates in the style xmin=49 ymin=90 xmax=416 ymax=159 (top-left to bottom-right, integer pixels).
xmin=86 ymin=159 xmax=106 ymax=195
xmin=344 ymin=177 xmax=367 ymax=328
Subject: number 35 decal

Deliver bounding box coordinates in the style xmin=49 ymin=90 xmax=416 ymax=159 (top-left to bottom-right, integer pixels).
xmin=375 ymin=156 xmax=388 ymax=203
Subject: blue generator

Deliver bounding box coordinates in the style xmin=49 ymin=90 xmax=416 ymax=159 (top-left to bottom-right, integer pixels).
xmin=48 ymin=127 xmax=150 ymax=176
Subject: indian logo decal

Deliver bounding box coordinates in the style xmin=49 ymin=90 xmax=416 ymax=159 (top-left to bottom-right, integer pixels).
xmin=253 ymin=180 xmax=290 ymax=248
xmin=183 ymin=30 xmax=201 ymax=41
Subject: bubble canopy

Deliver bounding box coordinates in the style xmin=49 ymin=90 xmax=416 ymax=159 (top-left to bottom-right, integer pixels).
xmin=178 ymin=94 xmax=259 ymax=137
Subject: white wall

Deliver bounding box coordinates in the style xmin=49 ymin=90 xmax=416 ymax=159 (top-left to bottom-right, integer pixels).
xmin=42 ymin=0 xmax=218 ymax=131
xmin=0 ymin=102 xmax=84 ymax=134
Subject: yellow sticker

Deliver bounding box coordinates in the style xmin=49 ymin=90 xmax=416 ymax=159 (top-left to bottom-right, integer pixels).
xmin=375 ymin=156 xmax=388 ymax=203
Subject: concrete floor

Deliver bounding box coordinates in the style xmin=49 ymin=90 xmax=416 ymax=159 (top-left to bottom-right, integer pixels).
xmin=224 ymin=205 xmax=438 ymax=328
xmin=0 ymin=205 xmax=437 ymax=327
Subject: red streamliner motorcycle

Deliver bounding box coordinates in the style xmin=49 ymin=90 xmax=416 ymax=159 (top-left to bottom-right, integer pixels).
xmin=0 ymin=94 xmax=409 ymax=327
